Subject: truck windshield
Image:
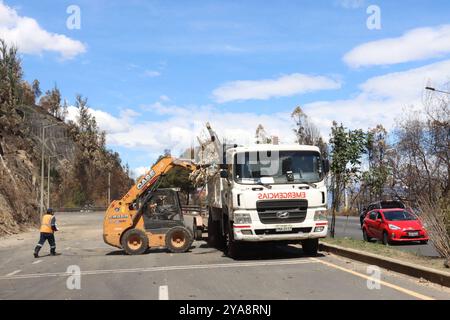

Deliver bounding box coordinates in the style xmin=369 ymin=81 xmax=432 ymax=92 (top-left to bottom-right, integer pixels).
xmin=234 ymin=151 xmax=322 ymax=184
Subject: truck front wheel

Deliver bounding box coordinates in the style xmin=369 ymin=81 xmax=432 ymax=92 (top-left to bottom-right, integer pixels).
xmin=302 ymin=238 xmax=319 ymax=256
xmin=225 ymin=220 xmax=240 ymax=259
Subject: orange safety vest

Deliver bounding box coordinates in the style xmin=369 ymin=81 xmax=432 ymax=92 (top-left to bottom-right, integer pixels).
xmin=40 ymin=214 xmax=54 ymax=233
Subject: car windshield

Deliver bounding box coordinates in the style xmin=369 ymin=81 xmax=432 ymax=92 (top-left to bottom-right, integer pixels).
xmin=383 ymin=210 xmax=417 ymax=221
xmin=234 ymin=150 xmax=322 ymax=184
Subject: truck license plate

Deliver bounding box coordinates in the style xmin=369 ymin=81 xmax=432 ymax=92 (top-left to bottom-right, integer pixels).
xmin=276 ymin=225 xmax=292 ymax=232
xmin=408 ymin=232 xmax=419 ymax=237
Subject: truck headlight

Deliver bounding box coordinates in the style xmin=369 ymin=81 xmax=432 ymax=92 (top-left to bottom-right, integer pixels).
xmin=234 ymin=213 xmax=252 ymax=224
xmin=314 ymin=210 xmax=328 ymax=221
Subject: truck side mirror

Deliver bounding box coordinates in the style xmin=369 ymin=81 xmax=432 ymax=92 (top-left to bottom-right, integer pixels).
xmin=322 ymin=159 xmax=330 ymax=174
xmin=220 ymin=170 xmax=229 ymax=179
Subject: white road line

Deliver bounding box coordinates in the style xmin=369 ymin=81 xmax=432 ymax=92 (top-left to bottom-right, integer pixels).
xmin=6 ymin=270 xmax=21 ymax=277
xmin=32 ymin=260 xmax=43 ymax=265
xmin=311 ymin=258 xmax=434 ymax=300
xmin=0 ymin=259 xmax=316 ymax=281
xmin=159 ymin=285 xmax=169 ymax=300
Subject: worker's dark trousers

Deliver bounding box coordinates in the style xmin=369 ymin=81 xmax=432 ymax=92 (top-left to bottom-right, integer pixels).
xmin=34 ymin=232 xmax=56 ymax=255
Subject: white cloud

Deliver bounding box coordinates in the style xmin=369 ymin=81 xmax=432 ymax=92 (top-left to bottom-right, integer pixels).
xmin=131 ymin=166 xmax=149 ymax=179
xmin=0 ymin=2 xmax=86 ymax=59
xmin=66 ymin=106 xmax=137 ymax=134
xmin=303 ymin=59 xmax=450 ymax=136
xmin=335 ymin=0 xmax=366 ymax=9
xmin=344 ymin=24 xmax=450 ymax=68
xmin=212 ymin=73 xmax=341 ymax=103
xmin=143 ymin=70 xmax=161 ymax=78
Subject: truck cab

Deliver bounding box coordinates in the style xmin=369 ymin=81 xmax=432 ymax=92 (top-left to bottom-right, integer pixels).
xmin=207 ymin=144 xmax=329 ymax=257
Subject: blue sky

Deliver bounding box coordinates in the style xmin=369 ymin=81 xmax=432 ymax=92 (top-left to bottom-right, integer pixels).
xmin=2 ymin=0 xmax=450 ymax=176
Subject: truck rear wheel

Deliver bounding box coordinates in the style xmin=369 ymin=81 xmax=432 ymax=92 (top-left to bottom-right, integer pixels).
xmin=207 ymin=213 xmax=224 ymax=249
xmin=165 ymin=226 xmax=193 ymax=253
xmin=302 ymin=238 xmax=319 ymax=256
xmin=121 ymin=229 xmax=149 ymax=255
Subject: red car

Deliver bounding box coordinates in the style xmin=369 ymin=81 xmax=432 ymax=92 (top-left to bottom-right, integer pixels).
xmin=362 ymin=209 xmax=429 ymax=245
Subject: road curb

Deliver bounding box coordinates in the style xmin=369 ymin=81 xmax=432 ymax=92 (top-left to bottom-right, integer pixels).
xmin=319 ymin=242 xmax=450 ymax=287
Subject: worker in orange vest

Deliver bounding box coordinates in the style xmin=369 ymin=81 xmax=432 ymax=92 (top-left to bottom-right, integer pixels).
xmin=34 ymin=208 xmax=59 ymax=258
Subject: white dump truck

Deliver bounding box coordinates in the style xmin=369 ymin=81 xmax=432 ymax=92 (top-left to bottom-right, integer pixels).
xmin=200 ymin=123 xmax=330 ymax=258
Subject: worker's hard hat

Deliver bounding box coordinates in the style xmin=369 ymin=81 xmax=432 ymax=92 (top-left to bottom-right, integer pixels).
xmin=46 ymin=208 xmax=54 ymax=214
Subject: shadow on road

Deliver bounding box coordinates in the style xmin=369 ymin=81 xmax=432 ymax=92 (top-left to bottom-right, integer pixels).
xmin=197 ymin=240 xmax=324 ymax=261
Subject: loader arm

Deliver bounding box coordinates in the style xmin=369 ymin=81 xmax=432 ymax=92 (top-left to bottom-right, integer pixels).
xmin=111 ymin=156 xmax=197 ymax=225
xmin=123 ymin=156 xmax=197 ymax=204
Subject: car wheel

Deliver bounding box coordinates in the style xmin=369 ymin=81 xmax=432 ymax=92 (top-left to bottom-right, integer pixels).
xmin=382 ymin=232 xmax=390 ymax=246
xmin=363 ymin=229 xmax=371 ymax=242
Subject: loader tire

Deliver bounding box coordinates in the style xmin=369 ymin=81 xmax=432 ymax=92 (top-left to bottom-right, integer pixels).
xmin=121 ymin=229 xmax=149 ymax=255
xmin=166 ymin=226 xmax=193 ymax=253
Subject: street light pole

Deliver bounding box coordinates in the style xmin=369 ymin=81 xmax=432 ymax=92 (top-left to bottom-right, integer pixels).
xmin=425 ymin=86 xmax=450 ymax=95
xmin=47 ymin=155 xmax=50 ymax=208
xmin=40 ymin=127 xmax=45 ymax=217
xmin=47 ymin=155 xmax=60 ymax=208
xmin=40 ymin=123 xmax=60 ymax=217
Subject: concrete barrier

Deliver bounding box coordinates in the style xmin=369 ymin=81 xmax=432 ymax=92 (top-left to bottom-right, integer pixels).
xmin=320 ymin=242 xmax=450 ymax=287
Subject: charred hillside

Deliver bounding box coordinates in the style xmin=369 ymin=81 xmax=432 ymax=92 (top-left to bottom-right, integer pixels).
xmin=0 ymin=40 xmax=133 ymax=236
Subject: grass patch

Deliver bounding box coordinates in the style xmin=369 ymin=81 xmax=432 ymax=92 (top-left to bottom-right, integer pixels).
xmin=322 ymin=238 xmax=450 ymax=273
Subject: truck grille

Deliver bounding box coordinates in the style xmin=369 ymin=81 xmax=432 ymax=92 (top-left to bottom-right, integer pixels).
xmin=255 ymin=227 xmax=312 ymax=235
xmin=256 ymin=200 xmax=308 ymax=224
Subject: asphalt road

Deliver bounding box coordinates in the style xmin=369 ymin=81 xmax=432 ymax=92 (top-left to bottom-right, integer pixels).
xmin=0 ymin=212 xmax=449 ymax=300
xmin=328 ymin=216 xmax=440 ymax=257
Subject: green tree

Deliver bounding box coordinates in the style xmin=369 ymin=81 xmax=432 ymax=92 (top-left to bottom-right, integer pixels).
xmin=329 ymin=121 xmax=366 ymax=237
xmin=0 ymin=39 xmax=23 ymax=132
xmin=362 ymin=125 xmax=390 ymax=201
xmin=159 ymin=166 xmax=196 ymax=205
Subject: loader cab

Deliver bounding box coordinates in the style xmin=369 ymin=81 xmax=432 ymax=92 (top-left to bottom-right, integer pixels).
xmin=141 ymin=188 xmax=184 ymax=230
